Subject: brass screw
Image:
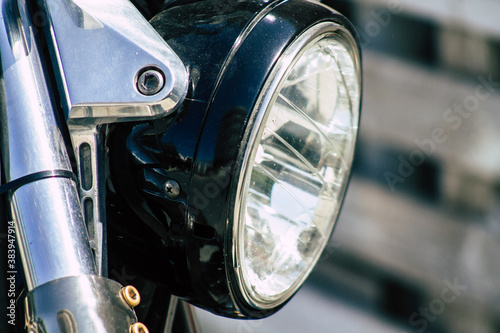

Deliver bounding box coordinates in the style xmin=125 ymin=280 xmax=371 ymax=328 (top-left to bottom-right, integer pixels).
xmin=130 ymin=322 xmax=149 ymax=333
xmin=121 ymin=285 xmax=141 ymax=308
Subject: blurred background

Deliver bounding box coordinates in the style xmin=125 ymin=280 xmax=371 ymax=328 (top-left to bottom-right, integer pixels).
xmin=195 ymin=0 xmax=500 ymax=332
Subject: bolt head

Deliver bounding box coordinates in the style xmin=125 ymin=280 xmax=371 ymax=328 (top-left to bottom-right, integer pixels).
xmin=121 ymin=285 xmax=141 ymax=308
xmin=137 ymin=69 xmax=165 ymax=96
xmin=130 ymin=322 xmax=149 ymax=333
xmin=164 ymin=180 xmax=180 ymax=199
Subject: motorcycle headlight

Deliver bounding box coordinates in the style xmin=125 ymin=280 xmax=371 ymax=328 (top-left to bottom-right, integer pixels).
xmin=109 ymin=0 xmax=361 ymax=319
xmin=233 ymin=25 xmax=360 ymax=310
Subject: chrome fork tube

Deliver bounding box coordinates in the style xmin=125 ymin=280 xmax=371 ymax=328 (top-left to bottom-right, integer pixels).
xmin=0 ymin=0 xmax=96 ymax=290
xmin=0 ymin=2 xmax=143 ymax=330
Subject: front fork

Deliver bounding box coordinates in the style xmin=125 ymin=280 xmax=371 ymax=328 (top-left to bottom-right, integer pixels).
xmin=0 ymin=0 xmax=140 ymax=331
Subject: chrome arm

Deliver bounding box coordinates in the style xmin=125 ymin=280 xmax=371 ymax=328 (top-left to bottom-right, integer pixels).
xmin=38 ymin=0 xmax=189 ymax=123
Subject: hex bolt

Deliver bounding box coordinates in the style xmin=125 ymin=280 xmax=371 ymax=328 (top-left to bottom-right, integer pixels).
xmin=137 ymin=68 xmax=165 ymax=96
xmin=164 ymin=180 xmax=180 ymax=199
xmin=121 ymin=285 xmax=141 ymax=308
xmin=130 ymin=322 xmax=149 ymax=333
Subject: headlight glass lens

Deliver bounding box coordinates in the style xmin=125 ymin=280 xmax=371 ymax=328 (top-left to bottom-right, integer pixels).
xmin=235 ymin=27 xmax=360 ymax=309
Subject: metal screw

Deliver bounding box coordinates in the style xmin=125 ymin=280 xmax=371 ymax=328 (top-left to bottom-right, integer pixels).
xmin=164 ymin=180 xmax=180 ymax=199
xmin=130 ymin=322 xmax=149 ymax=333
xmin=137 ymin=68 xmax=165 ymax=96
xmin=121 ymin=285 xmax=141 ymax=308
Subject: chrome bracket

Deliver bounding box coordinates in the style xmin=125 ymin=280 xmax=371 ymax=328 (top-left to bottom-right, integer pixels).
xmin=39 ymin=0 xmax=188 ymax=122
xmin=39 ymin=0 xmax=189 ymax=275
xmin=70 ymin=127 xmax=108 ymax=275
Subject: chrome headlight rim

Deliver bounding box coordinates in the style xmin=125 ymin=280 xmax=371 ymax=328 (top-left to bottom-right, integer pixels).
xmin=227 ymin=21 xmax=361 ymax=312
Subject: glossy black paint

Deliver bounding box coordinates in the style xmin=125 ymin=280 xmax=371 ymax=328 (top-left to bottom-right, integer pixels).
xmin=108 ymin=0 xmax=360 ymax=319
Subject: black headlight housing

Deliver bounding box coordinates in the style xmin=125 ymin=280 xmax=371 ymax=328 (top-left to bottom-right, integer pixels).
xmin=108 ymin=0 xmax=361 ymax=319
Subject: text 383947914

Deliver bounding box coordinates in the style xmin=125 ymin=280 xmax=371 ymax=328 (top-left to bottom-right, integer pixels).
xmin=7 ymin=220 xmax=16 ymax=326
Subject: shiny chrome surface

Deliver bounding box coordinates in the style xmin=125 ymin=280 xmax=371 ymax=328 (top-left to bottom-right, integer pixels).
xmin=39 ymin=0 xmax=189 ymax=124
xmin=11 ymin=180 xmax=96 ymax=290
xmin=72 ymin=128 xmax=107 ymax=276
xmin=0 ymin=0 xmax=96 ymax=290
xmin=164 ymin=179 xmax=181 ymax=199
xmin=163 ymin=297 xmax=200 ymax=333
xmin=180 ymin=302 xmax=201 ymax=333
xmin=37 ymin=0 xmax=189 ymax=276
xmin=0 ymin=1 xmax=71 ymax=180
xmin=24 ymin=275 xmax=137 ymax=332
xmin=163 ymin=296 xmax=179 ymax=333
